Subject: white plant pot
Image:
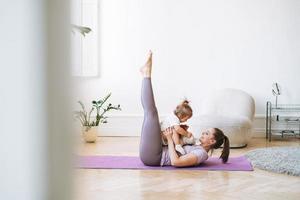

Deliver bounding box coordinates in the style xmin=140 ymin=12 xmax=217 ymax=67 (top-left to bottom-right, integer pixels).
xmin=82 ymin=126 xmax=98 ymax=143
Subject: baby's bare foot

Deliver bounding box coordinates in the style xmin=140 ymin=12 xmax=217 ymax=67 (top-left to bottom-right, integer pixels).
xmin=140 ymin=50 xmax=152 ymax=77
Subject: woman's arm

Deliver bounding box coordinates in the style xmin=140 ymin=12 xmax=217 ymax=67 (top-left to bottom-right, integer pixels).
xmin=164 ymin=128 xmax=198 ymax=167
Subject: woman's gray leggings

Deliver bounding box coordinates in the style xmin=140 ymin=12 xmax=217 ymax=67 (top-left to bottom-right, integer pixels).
xmin=139 ymin=78 xmax=162 ymax=166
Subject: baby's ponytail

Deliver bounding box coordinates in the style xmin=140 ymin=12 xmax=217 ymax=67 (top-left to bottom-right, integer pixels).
xmin=182 ymin=99 xmax=190 ymax=105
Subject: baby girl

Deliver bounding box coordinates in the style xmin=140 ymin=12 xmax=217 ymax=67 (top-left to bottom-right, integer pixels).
xmin=160 ymin=100 xmax=197 ymax=155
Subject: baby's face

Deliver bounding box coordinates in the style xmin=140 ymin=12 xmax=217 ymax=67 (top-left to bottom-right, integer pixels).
xmin=179 ymin=115 xmax=191 ymax=122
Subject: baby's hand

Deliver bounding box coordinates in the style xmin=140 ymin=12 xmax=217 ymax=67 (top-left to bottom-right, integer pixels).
xmin=187 ymin=132 xmax=193 ymax=138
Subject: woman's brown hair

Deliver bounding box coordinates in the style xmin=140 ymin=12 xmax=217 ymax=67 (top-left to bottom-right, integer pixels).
xmin=212 ymin=128 xmax=230 ymax=163
xmin=173 ymin=100 xmax=193 ymax=118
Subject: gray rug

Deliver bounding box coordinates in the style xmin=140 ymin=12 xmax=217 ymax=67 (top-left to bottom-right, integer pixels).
xmin=245 ymin=146 xmax=300 ymax=176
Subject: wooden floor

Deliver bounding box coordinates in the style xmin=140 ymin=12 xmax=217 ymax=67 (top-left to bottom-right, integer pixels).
xmin=74 ymin=136 xmax=300 ymax=200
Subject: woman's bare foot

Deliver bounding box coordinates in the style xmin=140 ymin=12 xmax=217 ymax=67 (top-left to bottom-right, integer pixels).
xmin=140 ymin=50 xmax=152 ymax=77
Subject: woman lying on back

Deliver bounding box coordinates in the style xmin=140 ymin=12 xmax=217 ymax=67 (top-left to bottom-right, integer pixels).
xmin=139 ymin=51 xmax=230 ymax=167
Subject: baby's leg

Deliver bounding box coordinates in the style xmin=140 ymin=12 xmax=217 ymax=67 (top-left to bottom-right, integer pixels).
xmin=182 ymin=135 xmax=196 ymax=145
xmin=179 ymin=138 xmax=185 ymax=146
xmin=172 ymin=131 xmax=186 ymax=145
xmin=172 ymin=130 xmax=181 ymax=145
xmin=172 ymin=130 xmax=186 ymax=155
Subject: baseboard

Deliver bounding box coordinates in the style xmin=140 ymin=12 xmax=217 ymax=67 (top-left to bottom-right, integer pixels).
xmin=95 ymin=114 xmax=268 ymax=137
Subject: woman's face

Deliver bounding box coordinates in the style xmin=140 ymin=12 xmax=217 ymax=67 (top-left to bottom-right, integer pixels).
xmin=199 ymin=128 xmax=216 ymax=146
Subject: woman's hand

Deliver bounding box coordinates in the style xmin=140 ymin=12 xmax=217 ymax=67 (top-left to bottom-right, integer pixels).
xmin=162 ymin=127 xmax=173 ymax=140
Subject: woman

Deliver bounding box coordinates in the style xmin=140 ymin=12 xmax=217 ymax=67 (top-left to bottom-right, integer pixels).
xmin=139 ymin=51 xmax=230 ymax=167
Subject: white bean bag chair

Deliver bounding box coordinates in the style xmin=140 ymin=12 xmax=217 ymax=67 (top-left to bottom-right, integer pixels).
xmin=192 ymin=88 xmax=255 ymax=148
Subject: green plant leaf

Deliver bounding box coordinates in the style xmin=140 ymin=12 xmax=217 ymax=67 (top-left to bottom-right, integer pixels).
xmin=71 ymin=24 xmax=92 ymax=37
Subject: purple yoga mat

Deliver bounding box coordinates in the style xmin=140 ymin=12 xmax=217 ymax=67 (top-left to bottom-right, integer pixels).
xmin=77 ymin=155 xmax=253 ymax=171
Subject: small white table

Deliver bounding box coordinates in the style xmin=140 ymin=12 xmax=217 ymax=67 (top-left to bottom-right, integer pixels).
xmin=266 ymin=101 xmax=300 ymax=141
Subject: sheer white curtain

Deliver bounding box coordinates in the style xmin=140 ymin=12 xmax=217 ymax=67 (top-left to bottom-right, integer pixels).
xmin=0 ymin=1 xmax=72 ymax=199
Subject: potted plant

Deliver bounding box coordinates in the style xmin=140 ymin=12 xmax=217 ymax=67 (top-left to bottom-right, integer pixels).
xmin=75 ymin=93 xmax=121 ymax=142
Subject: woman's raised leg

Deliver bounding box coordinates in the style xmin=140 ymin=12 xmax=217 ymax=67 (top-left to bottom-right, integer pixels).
xmin=139 ymin=51 xmax=162 ymax=166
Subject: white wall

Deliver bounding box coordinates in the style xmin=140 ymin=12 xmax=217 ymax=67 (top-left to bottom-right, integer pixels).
xmin=73 ymin=0 xmax=300 ymax=136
